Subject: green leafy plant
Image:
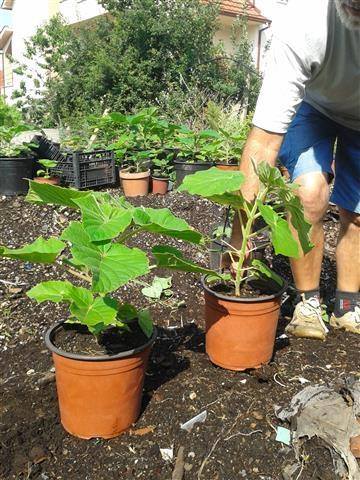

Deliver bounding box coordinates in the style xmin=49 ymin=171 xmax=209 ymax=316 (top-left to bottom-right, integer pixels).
xmin=36 ymin=159 xmax=58 ymax=178
xmin=175 ymin=128 xmax=221 ymax=163
xmin=151 ymin=151 xmax=174 ymax=179
xmin=123 ymin=150 xmax=152 ymax=173
xmin=0 ymin=98 xmax=34 ymax=158
xmin=0 ymin=181 xmax=203 ymax=339
xmin=152 ymin=164 xmax=313 ymax=296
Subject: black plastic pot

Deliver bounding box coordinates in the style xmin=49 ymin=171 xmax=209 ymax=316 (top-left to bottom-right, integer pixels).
xmin=174 ymin=158 xmax=214 ymax=187
xmin=0 ymin=157 xmax=35 ymax=195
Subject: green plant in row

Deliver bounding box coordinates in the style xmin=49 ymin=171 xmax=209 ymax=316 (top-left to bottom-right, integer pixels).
xmin=0 ymin=181 xmax=205 ymax=338
xmin=154 ymin=164 xmax=314 ymax=296
xmin=0 ymin=163 xmax=312 ymax=341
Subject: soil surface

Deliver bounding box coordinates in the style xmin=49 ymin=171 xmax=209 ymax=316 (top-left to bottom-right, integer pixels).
xmin=0 ymin=189 xmax=358 ymax=480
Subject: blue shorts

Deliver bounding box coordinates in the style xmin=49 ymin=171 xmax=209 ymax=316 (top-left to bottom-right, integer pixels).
xmin=279 ymin=102 xmax=360 ymax=214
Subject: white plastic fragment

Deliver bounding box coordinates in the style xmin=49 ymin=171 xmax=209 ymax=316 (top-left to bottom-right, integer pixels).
xmin=160 ymin=446 xmax=174 ymax=461
xmin=26 ymin=369 xmax=35 ymax=375
xmin=180 ymin=410 xmax=207 ymax=432
xmin=275 ymin=426 xmax=291 ymax=446
xmin=239 ymin=379 xmax=247 ymax=384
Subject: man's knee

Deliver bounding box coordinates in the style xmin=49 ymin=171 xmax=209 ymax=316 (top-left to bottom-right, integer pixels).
xmin=339 ymin=208 xmax=360 ymax=232
xmin=295 ymin=173 xmax=330 ymax=224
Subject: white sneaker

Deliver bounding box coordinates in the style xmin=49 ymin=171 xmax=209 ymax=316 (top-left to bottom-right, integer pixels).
xmin=330 ymin=306 xmax=360 ymax=335
xmin=285 ymin=296 xmax=329 ymax=340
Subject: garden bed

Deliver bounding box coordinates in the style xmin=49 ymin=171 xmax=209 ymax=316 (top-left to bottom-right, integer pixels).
xmin=0 ymin=191 xmax=358 ymax=480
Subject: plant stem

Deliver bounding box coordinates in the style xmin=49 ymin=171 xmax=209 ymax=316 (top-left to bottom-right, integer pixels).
xmin=67 ymin=268 xmax=92 ymax=283
xmin=234 ymin=201 xmax=258 ymax=296
xmin=117 ymin=227 xmax=143 ymax=243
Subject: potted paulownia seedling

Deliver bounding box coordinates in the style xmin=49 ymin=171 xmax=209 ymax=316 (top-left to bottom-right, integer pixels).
xmin=119 ymin=150 xmax=151 ymax=197
xmin=174 ymin=128 xmax=220 ymax=186
xmin=151 ymin=152 xmax=174 ymax=195
xmin=34 ymin=159 xmax=60 ymax=185
xmin=152 ymin=165 xmax=313 ymax=370
xmin=0 ymin=98 xmax=35 ymax=195
xmin=0 ymin=181 xmax=203 ymax=438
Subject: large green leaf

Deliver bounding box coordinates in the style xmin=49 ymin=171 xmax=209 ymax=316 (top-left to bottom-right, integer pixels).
xmin=27 ymin=280 xmax=76 ymax=303
xmin=256 ymin=162 xmax=313 ymax=255
xmin=178 ymin=167 xmax=245 ymax=196
xmin=251 ymin=260 xmax=284 ymax=287
xmin=207 ymin=193 xmax=245 ymax=209
xmin=0 ymin=237 xmax=65 ymax=263
xmin=257 ymin=202 xmax=299 ymax=258
xmin=152 ymin=245 xmax=220 ymax=276
xmin=70 ymin=296 xmax=118 ymax=327
xmin=62 ymin=222 xmax=149 ymax=293
xmin=282 ymin=195 xmax=313 ymax=255
xmin=74 ymin=195 xmax=133 ymax=241
xmin=133 ymin=207 xmax=203 ymax=244
xmin=26 ymin=181 xmax=93 ymax=208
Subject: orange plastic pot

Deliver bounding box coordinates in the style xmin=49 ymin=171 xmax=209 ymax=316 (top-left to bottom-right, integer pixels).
xmin=215 ymin=163 xmax=239 ymax=171
xmin=119 ymin=169 xmax=150 ymax=197
xmin=201 ymin=277 xmax=287 ymax=371
xmin=45 ymin=322 xmax=156 ymax=439
xmin=152 ymin=176 xmax=169 ymax=195
xmin=34 ymin=177 xmax=60 ymax=185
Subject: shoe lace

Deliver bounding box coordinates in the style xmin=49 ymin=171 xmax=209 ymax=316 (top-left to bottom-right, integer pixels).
xmin=299 ymin=296 xmax=329 ymax=333
xmin=348 ymin=306 xmax=360 ymax=324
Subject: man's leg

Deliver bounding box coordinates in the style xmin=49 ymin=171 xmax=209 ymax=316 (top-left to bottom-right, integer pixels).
xmin=336 ymin=208 xmax=360 ymax=292
xmin=328 ymin=125 xmax=360 ymax=334
xmin=285 ymin=172 xmax=330 ymax=340
xmin=290 ymin=172 xmax=330 ymax=291
xmin=330 ymin=208 xmax=360 ymax=334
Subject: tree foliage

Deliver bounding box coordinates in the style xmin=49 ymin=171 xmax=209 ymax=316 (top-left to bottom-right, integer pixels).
xmin=15 ymin=0 xmax=260 ymax=125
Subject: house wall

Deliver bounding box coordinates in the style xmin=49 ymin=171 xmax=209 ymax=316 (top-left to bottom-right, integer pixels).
xmin=59 ymin=0 xmax=106 ymax=25
xmin=214 ymin=14 xmax=262 ymax=68
xmin=3 ymin=0 xmax=60 ymax=99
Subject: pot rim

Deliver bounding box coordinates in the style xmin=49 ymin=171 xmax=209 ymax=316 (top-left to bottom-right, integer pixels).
xmin=45 ymin=321 xmax=157 ymax=362
xmin=201 ymin=274 xmax=288 ymax=303
xmin=214 ymin=161 xmax=239 ymax=166
xmin=151 ymin=175 xmax=170 ymax=181
xmin=119 ymin=169 xmax=150 ymax=179
xmin=174 ymin=158 xmax=214 ymax=166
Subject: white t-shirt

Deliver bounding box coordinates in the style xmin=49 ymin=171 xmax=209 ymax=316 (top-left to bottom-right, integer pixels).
xmin=253 ymin=0 xmax=360 ymax=133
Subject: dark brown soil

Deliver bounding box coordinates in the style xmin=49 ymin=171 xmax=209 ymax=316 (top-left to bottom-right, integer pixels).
xmin=0 ymin=190 xmax=358 ymax=480
xmin=53 ymin=322 xmax=149 ymax=356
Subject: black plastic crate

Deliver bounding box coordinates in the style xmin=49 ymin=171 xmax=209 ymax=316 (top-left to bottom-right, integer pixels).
xmin=32 ymin=135 xmax=66 ymax=163
xmin=57 ymin=150 xmax=117 ymax=189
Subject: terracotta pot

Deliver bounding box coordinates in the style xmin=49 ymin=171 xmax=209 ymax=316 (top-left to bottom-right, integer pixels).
xmin=45 ymin=322 xmax=157 ymax=439
xmin=34 ymin=177 xmax=60 ymax=185
xmin=201 ymin=277 xmax=287 ymax=371
xmin=215 ymin=163 xmax=239 ymax=171
xmin=119 ymin=169 xmax=150 ymax=197
xmin=152 ymin=176 xmax=169 ymax=195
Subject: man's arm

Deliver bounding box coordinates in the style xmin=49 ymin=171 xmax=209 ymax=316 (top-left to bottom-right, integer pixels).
xmin=230 ymin=127 xmax=284 ymax=249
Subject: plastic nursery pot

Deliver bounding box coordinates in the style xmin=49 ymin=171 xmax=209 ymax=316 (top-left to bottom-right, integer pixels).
xmin=151 ymin=176 xmax=169 ymax=195
xmin=174 ymin=159 xmax=213 ymax=187
xmin=45 ymin=322 xmax=157 ymax=439
xmin=0 ymin=157 xmax=35 ymax=195
xmin=215 ymin=163 xmax=239 ymax=171
xmin=34 ymin=177 xmax=60 ymax=186
xmin=119 ymin=169 xmax=150 ymax=197
xmin=201 ymin=276 xmax=287 ymax=371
